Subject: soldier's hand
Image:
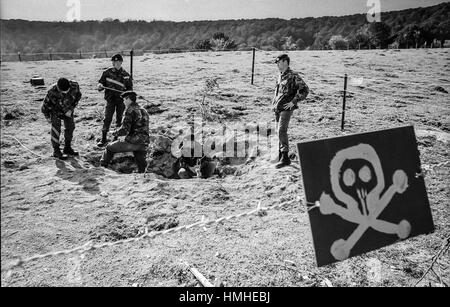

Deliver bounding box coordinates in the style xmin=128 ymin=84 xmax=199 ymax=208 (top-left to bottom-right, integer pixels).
xmin=46 ymin=117 xmax=52 ymax=124
xmin=284 ymin=102 xmax=295 ymax=110
xmin=65 ymin=110 xmax=73 ymax=118
xmin=97 ymin=83 xmax=104 ymax=91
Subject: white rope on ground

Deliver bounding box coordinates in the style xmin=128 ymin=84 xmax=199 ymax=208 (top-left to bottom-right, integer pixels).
xmin=2 ymin=135 xmax=96 ymax=170
xmin=3 ymin=198 xmax=306 ymax=275
xmin=2 ymin=135 xmax=46 ymax=159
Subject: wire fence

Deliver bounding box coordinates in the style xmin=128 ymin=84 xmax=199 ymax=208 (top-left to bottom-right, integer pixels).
xmin=0 ymin=47 xmax=259 ymax=63
xmin=5 ymin=45 xmax=446 ymax=63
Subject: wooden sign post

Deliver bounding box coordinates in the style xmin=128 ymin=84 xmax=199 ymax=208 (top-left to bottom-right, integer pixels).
xmin=251 ymin=47 xmax=255 ymax=85
xmin=341 ymin=74 xmax=348 ymax=131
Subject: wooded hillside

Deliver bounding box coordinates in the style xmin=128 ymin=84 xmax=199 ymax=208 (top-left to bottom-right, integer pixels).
xmin=1 ymin=2 xmax=449 ymax=54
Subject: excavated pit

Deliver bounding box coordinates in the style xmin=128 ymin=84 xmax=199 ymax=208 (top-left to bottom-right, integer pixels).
xmin=85 ymin=125 xmax=276 ymax=179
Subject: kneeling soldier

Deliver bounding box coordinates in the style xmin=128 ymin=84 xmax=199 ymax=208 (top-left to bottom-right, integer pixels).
xmin=100 ymin=91 xmax=150 ymax=173
xmin=42 ymin=77 xmax=82 ymax=160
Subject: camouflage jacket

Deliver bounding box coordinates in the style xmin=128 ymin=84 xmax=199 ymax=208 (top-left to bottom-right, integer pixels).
xmin=272 ymin=68 xmax=309 ymax=112
xmin=115 ymin=102 xmax=150 ymax=146
xmin=99 ymin=67 xmax=133 ymax=99
xmin=42 ymin=80 xmax=82 ymax=119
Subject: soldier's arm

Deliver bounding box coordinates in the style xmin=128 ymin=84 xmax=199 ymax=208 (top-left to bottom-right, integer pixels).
xmin=291 ymin=75 xmax=309 ymax=106
xmin=74 ymin=83 xmax=82 ymax=108
xmin=98 ymin=70 xmax=107 ymax=86
xmin=41 ymin=92 xmax=53 ymax=119
xmin=60 ymin=90 xmax=76 ymax=115
xmin=124 ymin=72 xmax=133 ymax=91
xmin=272 ymin=80 xmax=278 ymax=104
xmin=115 ymin=109 xmax=133 ymax=137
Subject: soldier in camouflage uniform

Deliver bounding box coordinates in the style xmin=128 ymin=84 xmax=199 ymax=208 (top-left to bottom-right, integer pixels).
xmin=272 ymin=54 xmax=309 ymax=169
xmin=100 ymin=91 xmax=150 ymax=173
xmin=42 ymin=77 xmax=82 ymax=160
xmin=97 ymin=53 xmax=133 ymax=147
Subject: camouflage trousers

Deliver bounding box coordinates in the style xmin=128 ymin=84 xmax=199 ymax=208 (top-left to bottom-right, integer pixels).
xmin=102 ymin=96 xmax=125 ymax=133
xmin=51 ymin=115 xmax=75 ymax=149
xmin=275 ymin=110 xmax=293 ymax=153
xmin=101 ymin=141 xmax=147 ymax=173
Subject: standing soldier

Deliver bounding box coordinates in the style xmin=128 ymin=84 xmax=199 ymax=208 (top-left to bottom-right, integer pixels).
xmin=97 ymin=53 xmax=133 ymax=147
xmin=272 ymin=54 xmax=309 ymax=169
xmin=42 ymin=77 xmax=82 ymax=160
xmin=100 ymin=91 xmax=150 ymax=173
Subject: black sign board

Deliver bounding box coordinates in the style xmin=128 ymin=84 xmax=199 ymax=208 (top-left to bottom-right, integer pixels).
xmin=297 ymin=126 xmax=434 ymax=267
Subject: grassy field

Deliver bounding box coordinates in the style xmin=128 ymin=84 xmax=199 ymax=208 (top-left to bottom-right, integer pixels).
xmin=1 ymin=49 xmax=449 ymax=287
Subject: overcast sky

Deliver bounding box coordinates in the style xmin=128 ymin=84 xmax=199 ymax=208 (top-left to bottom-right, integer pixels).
xmin=1 ymin=0 xmax=448 ymax=22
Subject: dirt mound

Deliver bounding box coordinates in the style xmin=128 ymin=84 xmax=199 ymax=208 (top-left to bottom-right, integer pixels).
xmin=432 ymin=86 xmax=448 ymax=94
xmin=89 ymin=216 xmax=139 ymax=242
xmin=84 ymin=125 xmax=276 ymax=179
xmin=146 ymin=215 xmax=179 ymax=231
xmin=2 ymin=107 xmax=25 ymax=120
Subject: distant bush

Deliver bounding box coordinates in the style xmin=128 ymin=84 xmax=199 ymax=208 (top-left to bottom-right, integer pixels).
xmin=329 ymin=35 xmax=349 ymax=50
xmin=194 ymin=39 xmax=212 ymax=51
xmin=210 ymin=32 xmax=237 ymax=51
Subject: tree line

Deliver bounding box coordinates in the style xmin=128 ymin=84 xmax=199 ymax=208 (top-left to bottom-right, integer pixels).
xmin=1 ymin=2 xmax=449 ymax=55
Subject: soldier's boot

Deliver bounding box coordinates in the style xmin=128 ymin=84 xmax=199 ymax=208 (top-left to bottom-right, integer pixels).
xmin=275 ymin=152 xmax=291 ymax=169
xmin=133 ymin=151 xmax=147 ymax=174
xmin=53 ymin=147 xmax=68 ymax=160
xmin=97 ymin=132 xmax=108 ymax=147
xmin=63 ymin=142 xmax=79 ymax=156
xmin=100 ymin=149 xmax=113 ymax=168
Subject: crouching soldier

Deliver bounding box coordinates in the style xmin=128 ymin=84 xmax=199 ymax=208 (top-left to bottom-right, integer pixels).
xmin=100 ymin=91 xmax=149 ymax=173
xmin=42 ymin=77 xmax=82 ymax=160
xmin=97 ymin=53 xmax=133 ymax=147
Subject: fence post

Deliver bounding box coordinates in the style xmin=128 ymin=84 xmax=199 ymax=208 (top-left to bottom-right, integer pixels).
xmin=251 ymin=47 xmax=255 ymax=85
xmin=18 ymin=52 xmax=22 ymax=62
xmin=341 ymin=74 xmax=348 ymax=131
xmin=104 ymin=50 xmax=108 ymax=58
xmin=130 ymin=49 xmax=134 ymax=80
xmin=79 ymin=50 xmax=82 ymax=59
xmin=49 ymin=52 xmax=53 ymax=61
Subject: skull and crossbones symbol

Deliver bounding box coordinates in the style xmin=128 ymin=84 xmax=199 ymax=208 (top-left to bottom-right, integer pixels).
xmin=319 ymin=144 xmax=411 ymax=261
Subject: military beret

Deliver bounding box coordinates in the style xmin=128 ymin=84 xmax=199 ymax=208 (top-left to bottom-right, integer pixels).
xmin=57 ymin=78 xmax=71 ymax=91
xmin=120 ymin=90 xmax=137 ymax=100
xmin=111 ymin=53 xmax=124 ymax=62
xmin=275 ymin=54 xmax=290 ymax=63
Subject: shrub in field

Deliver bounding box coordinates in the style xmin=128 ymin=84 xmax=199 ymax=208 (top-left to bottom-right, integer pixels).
xmin=194 ymin=39 xmax=212 ymax=51
xmin=329 ymin=35 xmax=349 ymax=50
xmin=198 ymin=78 xmax=219 ymax=122
xmin=210 ymin=33 xmax=237 ymax=51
